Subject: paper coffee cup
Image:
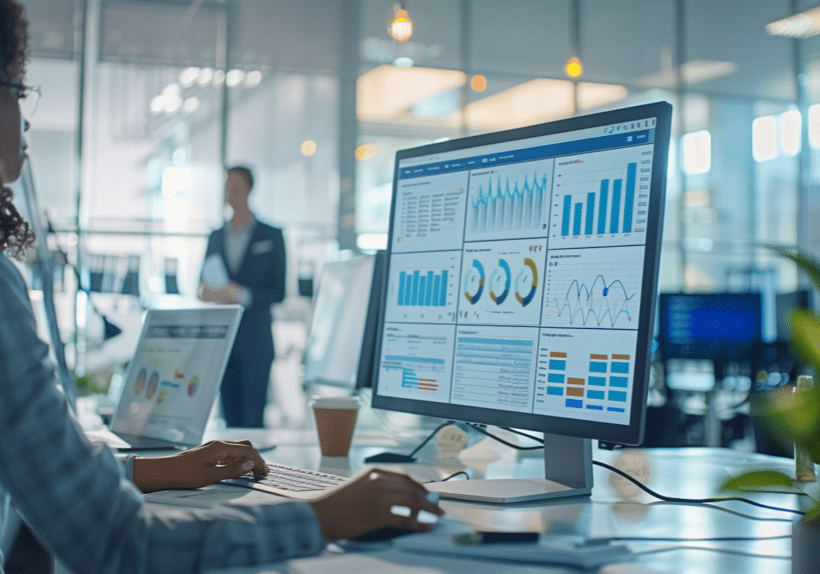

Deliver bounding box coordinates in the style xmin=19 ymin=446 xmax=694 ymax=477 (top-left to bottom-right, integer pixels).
xmin=311 ymin=396 xmax=359 ymax=457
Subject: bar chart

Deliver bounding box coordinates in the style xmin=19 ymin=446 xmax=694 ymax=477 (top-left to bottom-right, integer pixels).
xmin=466 ymin=159 xmax=554 ymax=241
xmin=376 ymin=324 xmax=454 ymax=401
xmin=397 ymin=269 xmax=449 ymax=307
xmin=385 ymin=251 xmax=460 ymax=323
xmin=549 ymin=147 xmax=653 ymax=248
xmin=534 ymin=328 xmax=637 ymax=424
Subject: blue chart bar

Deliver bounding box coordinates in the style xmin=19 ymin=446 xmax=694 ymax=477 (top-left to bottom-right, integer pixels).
xmin=398 ymin=272 xmax=407 ymax=305
xmin=598 ymin=180 xmax=609 ymax=235
xmin=561 ymin=195 xmax=571 ymax=236
xmin=585 ymin=192 xmax=595 ymax=235
xmin=397 ymin=269 xmax=449 ymax=307
xmin=623 ymin=162 xmax=636 ymax=233
xmin=610 ymin=179 xmax=622 ymax=234
xmin=573 ymin=203 xmax=583 ymax=236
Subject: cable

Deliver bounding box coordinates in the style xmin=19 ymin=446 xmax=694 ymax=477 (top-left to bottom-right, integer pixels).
xmin=464 ymin=423 xmax=543 ymax=450
xmin=467 ymin=425 xmax=805 ymax=517
xmin=594 ymin=459 xmax=805 ymax=517
xmin=364 ymin=420 xmax=454 ymax=464
xmin=436 ymin=471 xmax=470 ymax=482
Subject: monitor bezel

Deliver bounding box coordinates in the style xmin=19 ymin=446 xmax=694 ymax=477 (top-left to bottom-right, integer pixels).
xmin=371 ymin=101 xmax=672 ymax=446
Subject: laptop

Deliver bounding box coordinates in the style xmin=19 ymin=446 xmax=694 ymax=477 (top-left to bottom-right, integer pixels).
xmin=87 ymin=305 xmax=243 ymax=450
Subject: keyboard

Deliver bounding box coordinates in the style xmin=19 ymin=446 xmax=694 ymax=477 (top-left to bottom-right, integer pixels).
xmin=221 ymin=462 xmax=350 ymax=500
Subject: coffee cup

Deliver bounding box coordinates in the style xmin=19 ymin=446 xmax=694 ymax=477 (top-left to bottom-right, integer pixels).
xmin=311 ymin=396 xmax=359 ymax=457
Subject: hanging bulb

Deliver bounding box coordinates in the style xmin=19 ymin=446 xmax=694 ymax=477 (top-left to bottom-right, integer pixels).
xmin=390 ymin=4 xmax=413 ymax=42
xmin=565 ymin=56 xmax=583 ymax=78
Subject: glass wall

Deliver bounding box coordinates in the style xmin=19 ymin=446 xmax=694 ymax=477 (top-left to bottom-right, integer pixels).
xmin=16 ymin=0 xmax=819 ymax=409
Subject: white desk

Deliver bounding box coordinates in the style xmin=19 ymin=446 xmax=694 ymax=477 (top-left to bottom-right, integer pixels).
xmin=180 ymin=427 xmax=809 ymax=574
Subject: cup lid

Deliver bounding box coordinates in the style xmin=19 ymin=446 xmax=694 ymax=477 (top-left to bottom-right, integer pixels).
xmin=311 ymin=396 xmax=359 ymax=409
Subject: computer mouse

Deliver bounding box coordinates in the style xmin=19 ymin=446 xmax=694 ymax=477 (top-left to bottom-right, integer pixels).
xmin=349 ymin=526 xmax=416 ymax=543
xmin=363 ymin=452 xmax=417 ymax=463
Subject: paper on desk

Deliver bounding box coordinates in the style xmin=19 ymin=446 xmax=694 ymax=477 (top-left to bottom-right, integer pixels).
xmin=202 ymin=254 xmax=230 ymax=289
xmin=288 ymin=554 xmax=444 ymax=574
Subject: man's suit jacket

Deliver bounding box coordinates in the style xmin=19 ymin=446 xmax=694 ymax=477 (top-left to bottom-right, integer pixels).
xmin=203 ymin=221 xmax=286 ymax=360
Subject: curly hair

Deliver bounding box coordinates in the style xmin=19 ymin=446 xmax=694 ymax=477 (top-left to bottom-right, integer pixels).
xmin=0 ymin=0 xmax=34 ymax=258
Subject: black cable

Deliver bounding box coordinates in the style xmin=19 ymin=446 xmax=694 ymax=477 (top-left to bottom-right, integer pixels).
xmin=594 ymin=460 xmax=805 ymax=517
xmin=408 ymin=421 xmax=456 ymax=458
xmin=364 ymin=420 xmax=455 ymax=464
xmin=436 ymin=471 xmax=470 ymax=482
xmin=464 ymin=423 xmax=543 ymax=450
xmin=467 ymin=425 xmax=805 ymax=517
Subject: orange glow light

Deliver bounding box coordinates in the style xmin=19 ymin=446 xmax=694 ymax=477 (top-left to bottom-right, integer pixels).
xmin=390 ymin=8 xmax=413 ymax=42
xmin=355 ymin=144 xmax=379 ymax=161
xmin=301 ymin=140 xmax=317 ymax=156
xmin=470 ymin=75 xmax=487 ymax=92
xmin=565 ymin=56 xmax=583 ymax=78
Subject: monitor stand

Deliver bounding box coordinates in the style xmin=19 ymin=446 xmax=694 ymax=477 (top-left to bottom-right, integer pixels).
xmin=425 ymin=433 xmax=592 ymax=504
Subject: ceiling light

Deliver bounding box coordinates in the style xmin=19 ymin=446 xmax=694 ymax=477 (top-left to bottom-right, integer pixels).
xmin=226 ymin=69 xmax=245 ymax=87
xmin=198 ymin=68 xmax=214 ymax=85
xmin=357 ymin=65 xmax=466 ymax=121
xmin=470 ymin=75 xmax=487 ymax=92
xmin=394 ymin=56 xmax=414 ymax=68
xmin=355 ymin=144 xmax=379 ymax=160
xmin=390 ymin=5 xmax=413 ymax=42
xmin=244 ymin=70 xmax=262 ymax=87
xmin=635 ymin=59 xmax=738 ymax=87
xmin=301 ymin=140 xmax=317 ymax=156
xmin=766 ymin=6 xmax=820 ymax=39
xmin=564 ymin=56 xmax=583 ymax=78
xmin=179 ymin=67 xmax=200 ymax=88
xmin=212 ymin=69 xmax=225 ymax=86
xmin=183 ymin=97 xmax=199 ymax=113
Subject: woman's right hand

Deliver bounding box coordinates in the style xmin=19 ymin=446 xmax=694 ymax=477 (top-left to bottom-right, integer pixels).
xmin=308 ymin=469 xmax=444 ymax=541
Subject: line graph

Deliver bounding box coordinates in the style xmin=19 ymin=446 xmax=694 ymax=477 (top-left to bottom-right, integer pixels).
xmin=466 ymin=159 xmax=553 ymax=239
xmin=542 ymin=245 xmax=644 ymax=330
xmin=552 ymin=275 xmax=635 ymax=327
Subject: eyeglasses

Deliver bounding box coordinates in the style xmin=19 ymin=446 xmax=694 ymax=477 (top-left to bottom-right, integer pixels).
xmin=0 ymin=80 xmax=41 ymax=120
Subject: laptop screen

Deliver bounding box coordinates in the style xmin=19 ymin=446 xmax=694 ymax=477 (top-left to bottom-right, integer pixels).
xmin=111 ymin=306 xmax=243 ymax=446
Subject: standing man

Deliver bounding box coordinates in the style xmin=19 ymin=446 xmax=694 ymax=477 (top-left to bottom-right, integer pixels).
xmin=199 ymin=166 xmax=286 ymax=427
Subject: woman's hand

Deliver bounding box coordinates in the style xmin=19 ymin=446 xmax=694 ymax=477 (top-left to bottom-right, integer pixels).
xmin=132 ymin=440 xmax=268 ymax=493
xmin=198 ymin=282 xmax=241 ymax=303
xmin=309 ymin=469 xmax=444 ymax=541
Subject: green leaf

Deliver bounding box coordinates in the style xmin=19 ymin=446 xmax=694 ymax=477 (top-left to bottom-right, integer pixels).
xmin=791 ymin=309 xmax=820 ymax=374
xmin=720 ymin=470 xmax=795 ymax=492
xmin=764 ymin=245 xmax=820 ymax=294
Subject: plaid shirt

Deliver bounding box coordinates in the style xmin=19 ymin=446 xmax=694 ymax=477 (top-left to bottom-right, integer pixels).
xmin=0 ymin=255 xmax=326 ymax=573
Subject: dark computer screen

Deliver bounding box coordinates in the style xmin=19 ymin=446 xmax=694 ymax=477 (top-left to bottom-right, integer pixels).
xmin=658 ymin=293 xmax=763 ymax=363
xmin=371 ymin=101 xmax=672 ymax=448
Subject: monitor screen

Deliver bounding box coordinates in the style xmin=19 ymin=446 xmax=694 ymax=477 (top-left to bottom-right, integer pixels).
xmin=303 ymin=253 xmax=385 ymax=390
xmin=371 ymin=102 xmax=671 ymax=449
xmin=658 ymin=293 xmax=762 ymax=363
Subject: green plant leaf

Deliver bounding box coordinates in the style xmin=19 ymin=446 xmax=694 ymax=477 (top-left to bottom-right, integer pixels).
xmin=791 ymin=309 xmax=820 ymax=374
xmin=720 ymin=470 xmax=795 ymax=492
xmin=763 ymin=379 xmax=820 ymax=462
xmin=764 ymin=245 xmax=820 ymax=294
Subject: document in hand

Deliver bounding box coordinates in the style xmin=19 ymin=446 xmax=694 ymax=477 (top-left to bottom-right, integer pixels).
xmin=202 ymin=253 xmax=230 ymax=290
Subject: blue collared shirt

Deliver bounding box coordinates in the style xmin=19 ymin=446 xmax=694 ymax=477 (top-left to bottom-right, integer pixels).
xmin=0 ymin=254 xmax=325 ymax=573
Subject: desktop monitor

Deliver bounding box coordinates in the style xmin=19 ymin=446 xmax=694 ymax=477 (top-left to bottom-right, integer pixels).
xmin=303 ymin=252 xmax=386 ymax=390
xmin=371 ymin=102 xmax=672 ymax=503
xmin=658 ymin=292 xmax=763 ymax=366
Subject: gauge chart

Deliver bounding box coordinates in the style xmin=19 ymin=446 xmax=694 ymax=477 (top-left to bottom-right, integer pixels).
xmin=457 ymin=239 xmax=546 ymax=326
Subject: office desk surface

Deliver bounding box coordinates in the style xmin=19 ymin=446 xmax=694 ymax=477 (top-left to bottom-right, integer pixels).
xmin=193 ymin=431 xmax=807 ymax=574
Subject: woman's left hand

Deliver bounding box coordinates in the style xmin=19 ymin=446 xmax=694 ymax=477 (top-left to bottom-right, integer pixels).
xmin=132 ymin=439 xmax=268 ymax=493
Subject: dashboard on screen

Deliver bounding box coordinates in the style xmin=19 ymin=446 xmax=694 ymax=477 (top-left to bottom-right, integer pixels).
xmin=371 ymin=102 xmax=672 ymax=446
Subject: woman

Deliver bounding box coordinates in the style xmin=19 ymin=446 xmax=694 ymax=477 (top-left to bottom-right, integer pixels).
xmin=0 ymin=2 xmax=442 ymax=572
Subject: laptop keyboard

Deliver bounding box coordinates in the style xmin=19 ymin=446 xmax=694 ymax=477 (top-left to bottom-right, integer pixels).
xmin=227 ymin=462 xmax=349 ymax=492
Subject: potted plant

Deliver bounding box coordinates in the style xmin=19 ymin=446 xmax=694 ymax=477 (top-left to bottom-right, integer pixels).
xmin=720 ymin=246 xmax=820 ymax=573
